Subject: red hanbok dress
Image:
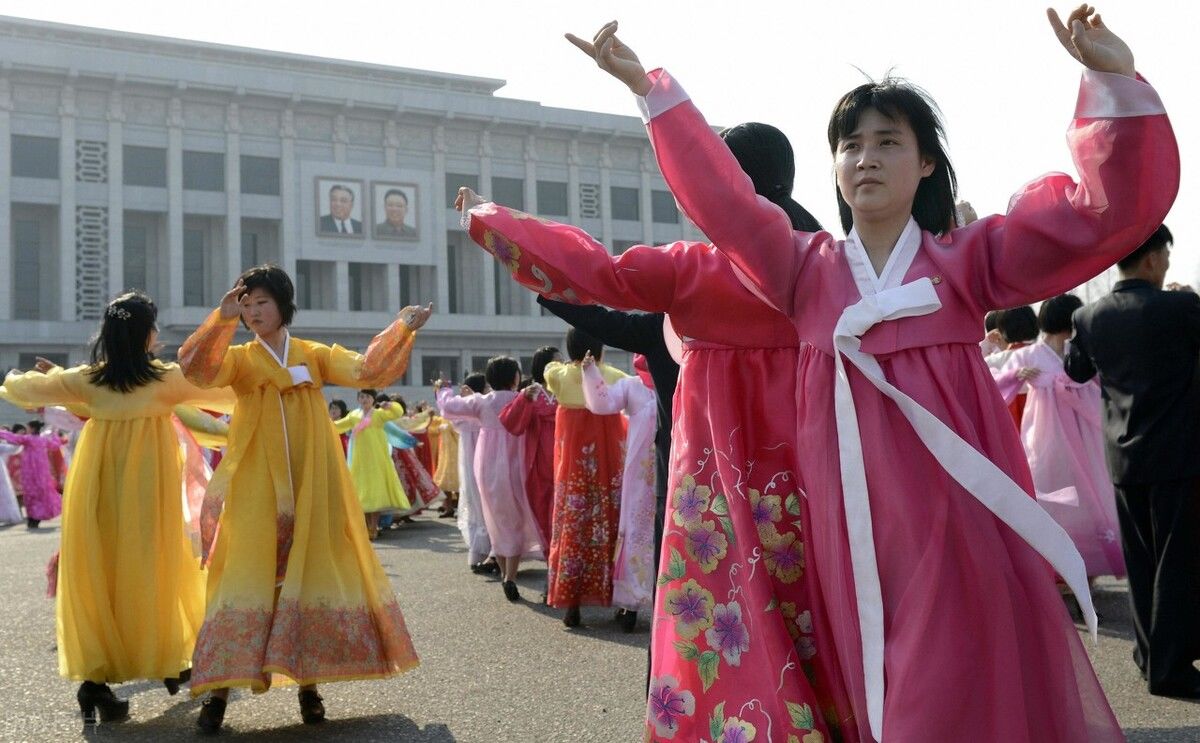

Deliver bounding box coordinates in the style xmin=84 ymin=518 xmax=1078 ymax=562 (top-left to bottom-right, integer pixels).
xmin=636 ymin=67 xmax=1176 ymax=742
xmin=499 ymin=388 xmax=557 ymax=558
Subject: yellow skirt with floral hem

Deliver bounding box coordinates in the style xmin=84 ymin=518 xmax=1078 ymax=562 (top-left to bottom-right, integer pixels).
xmin=191 ymin=383 xmax=418 ymax=695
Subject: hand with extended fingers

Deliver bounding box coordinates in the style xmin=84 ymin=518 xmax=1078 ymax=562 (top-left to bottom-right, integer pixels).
xmin=400 ymin=303 xmax=433 ymax=331
xmin=580 ymin=350 xmax=596 ymax=369
xmin=1047 ymin=5 xmax=1135 ymax=77
xmin=565 ymin=21 xmax=651 ymax=95
xmin=454 ymin=187 xmax=487 ymax=213
xmin=1017 ymin=367 xmax=1042 ymax=382
xmin=219 ymin=279 xmax=246 ymax=320
xmin=523 ymin=382 xmax=543 ymax=400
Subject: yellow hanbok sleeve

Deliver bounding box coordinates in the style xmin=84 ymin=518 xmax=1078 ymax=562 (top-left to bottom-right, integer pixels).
xmin=1 ymin=366 xmax=92 ymax=408
xmin=161 ymin=365 xmax=238 ymax=414
xmin=173 ymin=405 xmax=230 ymax=449
xmin=315 ymin=317 xmax=416 ymax=389
xmin=178 ymin=309 xmax=242 ymax=388
xmin=543 ymin=361 xmax=570 ymax=399
xmin=333 ymin=409 xmax=363 ymax=434
xmin=373 ymin=401 xmax=404 ymax=424
xmin=396 ymin=408 xmax=433 ymax=432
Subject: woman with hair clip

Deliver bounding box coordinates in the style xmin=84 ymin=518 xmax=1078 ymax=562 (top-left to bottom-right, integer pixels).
xmin=457 ymin=127 xmax=854 ymax=738
xmin=179 ymin=264 xmax=429 ymax=733
xmin=562 ymin=6 xmax=1177 ymax=740
xmin=0 ymin=291 xmax=236 ymax=724
xmin=499 ymin=345 xmax=561 ymax=560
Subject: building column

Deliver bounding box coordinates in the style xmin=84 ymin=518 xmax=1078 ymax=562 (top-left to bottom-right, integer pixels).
xmin=478 ymin=130 xmax=496 ymax=316
xmin=640 ymin=147 xmax=655 ymax=245
xmin=279 ymin=108 xmax=298 ymax=279
xmin=58 ymin=84 xmax=77 ymax=321
xmin=166 ymin=95 xmax=184 ymax=309
xmin=384 ymin=119 xmax=402 ymax=315
xmin=224 ymin=101 xmax=242 ymax=284
xmin=106 ymin=88 xmax=125 ymax=297
xmin=335 ymin=261 xmax=350 ymax=313
xmin=567 ymin=140 xmax=581 ymax=225
xmin=384 ymin=119 xmax=399 ymax=169
xmin=599 ymin=142 xmax=613 ymax=253
xmin=524 ymin=135 xmax=540 ymax=317
xmin=432 ymin=124 xmax=450 ymax=312
xmin=0 ymin=77 xmax=13 ymax=321
xmin=333 ymin=112 xmax=347 ymax=164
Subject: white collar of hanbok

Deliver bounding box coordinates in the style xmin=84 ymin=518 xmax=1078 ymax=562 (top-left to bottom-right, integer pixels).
xmin=255 ymin=330 xmax=291 ymax=368
xmin=844 ymin=216 xmax=922 ymax=296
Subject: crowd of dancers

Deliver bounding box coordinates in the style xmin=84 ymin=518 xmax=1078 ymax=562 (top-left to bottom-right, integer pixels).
xmin=1 ymin=5 xmax=1197 ymax=741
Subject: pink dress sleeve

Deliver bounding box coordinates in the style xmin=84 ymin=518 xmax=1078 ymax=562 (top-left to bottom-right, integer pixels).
xmin=466 ymin=203 xmax=692 ymax=313
xmin=437 ymin=387 xmax=484 ymax=421
xmin=640 ymin=69 xmax=823 ymax=316
xmin=951 ymin=71 xmax=1177 ymax=309
xmin=580 ymin=362 xmax=625 ymax=416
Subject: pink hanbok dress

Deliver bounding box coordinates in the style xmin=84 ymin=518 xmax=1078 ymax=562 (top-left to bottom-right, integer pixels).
xmin=444 ymin=410 xmax=489 ymax=565
xmin=637 ymin=67 xmax=1177 ymax=742
xmin=499 ymin=389 xmax=557 ymax=558
xmin=581 ymin=362 xmax=657 ymax=613
xmin=465 ymin=215 xmax=854 ymax=740
xmin=0 ymin=431 xmax=64 ymax=521
xmin=994 ymin=341 xmax=1125 ymax=578
xmin=437 ymin=387 xmax=541 ymax=559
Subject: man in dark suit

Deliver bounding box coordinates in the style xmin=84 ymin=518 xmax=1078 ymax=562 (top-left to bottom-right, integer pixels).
xmin=1065 ymin=224 xmax=1200 ymax=699
xmin=318 ymin=184 xmax=362 ymax=235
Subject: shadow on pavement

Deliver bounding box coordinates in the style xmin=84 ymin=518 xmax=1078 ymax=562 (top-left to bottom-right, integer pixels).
xmin=1126 ymin=726 xmax=1200 ymax=742
xmin=82 ymin=710 xmax=456 ymax=741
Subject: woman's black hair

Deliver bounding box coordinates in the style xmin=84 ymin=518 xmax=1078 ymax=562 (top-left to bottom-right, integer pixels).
xmin=378 ymin=392 xmax=401 ymax=409
xmin=10 ymin=424 xmax=26 ymax=435
xmin=827 ymin=78 xmax=957 ymax=236
xmin=565 ymin=328 xmax=603 ymax=363
xmin=999 ymin=305 xmax=1038 ymax=344
xmin=984 ymin=310 xmax=1002 ymax=333
xmin=328 ymin=399 xmax=349 ymax=418
xmin=1037 ymin=294 xmax=1084 ymax=335
xmin=463 ymin=373 xmax=487 ymax=394
xmin=28 ymin=420 xmax=44 ymax=435
xmin=720 ymin=123 xmax=823 ymax=233
xmin=530 ymin=345 xmax=560 ymax=386
xmin=238 ymin=264 xmax=297 ymax=329
xmin=86 ymin=291 xmax=166 ymax=393
xmin=359 ymin=388 xmax=379 ymax=399
xmin=485 ymin=356 xmax=521 ymax=391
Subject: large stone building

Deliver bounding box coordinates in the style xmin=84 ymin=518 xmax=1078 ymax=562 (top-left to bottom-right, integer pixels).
xmin=0 ymin=15 xmax=698 ymax=413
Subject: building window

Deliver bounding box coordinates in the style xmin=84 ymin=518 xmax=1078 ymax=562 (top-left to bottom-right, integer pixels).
xmin=123 ymin=145 xmax=167 ymax=187
xmin=651 ymin=190 xmax=680 ymax=224
xmin=348 ymin=262 xmax=387 ymax=312
xmin=422 ymin=356 xmax=460 ymax=386
xmin=537 ymin=180 xmax=569 ymax=216
xmin=399 ymin=264 xmax=436 ymax=308
xmin=183 ymin=150 xmax=225 ymax=192
xmin=579 ymin=183 xmax=600 ymax=218
xmin=445 ymin=173 xmax=479 ymax=209
xmin=295 ymin=260 xmax=336 ymax=310
xmin=447 ymin=232 xmax=484 ymax=315
xmin=611 ymin=186 xmax=640 ymax=221
xmin=12 ymin=219 xmax=42 ymax=318
xmin=240 ymin=155 xmax=280 ymax=196
xmin=124 ymin=223 xmax=149 ymax=292
xmin=11 ymin=135 xmax=59 ymax=179
xmin=491 ymin=177 xmax=525 ymax=211
xmin=183 ymin=228 xmax=207 ymax=306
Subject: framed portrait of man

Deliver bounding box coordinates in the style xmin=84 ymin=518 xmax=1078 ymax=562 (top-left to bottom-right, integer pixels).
xmin=372 ymin=182 xmax=419 ymax=241
xmin=315 ymin=178 xmax=365 ymax=238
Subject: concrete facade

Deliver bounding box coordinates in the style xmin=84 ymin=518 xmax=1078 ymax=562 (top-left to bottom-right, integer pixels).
xmin=0 ymin=15 xmax=699 ymax=413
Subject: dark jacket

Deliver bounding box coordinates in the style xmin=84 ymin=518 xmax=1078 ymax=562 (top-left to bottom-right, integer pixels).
xmin=537 ymin=296 xmax=679 ymax=504
xmin=1066 ymin=278 xmax=1200 ymax=484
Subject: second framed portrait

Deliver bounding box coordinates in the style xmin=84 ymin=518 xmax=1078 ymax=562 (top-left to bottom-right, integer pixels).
xmin=372 ymin=182 xmax=419 ymax=241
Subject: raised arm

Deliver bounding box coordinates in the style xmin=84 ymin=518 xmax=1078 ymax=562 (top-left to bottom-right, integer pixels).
xmin=580 ymin=353 xmax=627 ymax=416
xmin=1 ymin=366 xmax=89 ymax=409
xmin=436 ymin=385 xmax=484 ymax=422
xmin=319 ymin=304 xmax=430 ymax=389
xmin=173 ymin=405 xmax=230 ymax=450
xmin=537 ymin=298 xmax=663 ymax=355
xmin=965 ymin=8 xmax=1178 ymax=308
xmin=462 ymin=195 xmax=695 ymax=314
xmin=499 ymin=390 xmax=538 ymax=436
xmin=179 ymin=281 xmax=245 ymax=388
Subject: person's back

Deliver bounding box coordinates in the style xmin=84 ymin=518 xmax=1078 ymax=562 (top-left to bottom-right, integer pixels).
xmin=1068 ymin=280 xmax=1200 ymax=484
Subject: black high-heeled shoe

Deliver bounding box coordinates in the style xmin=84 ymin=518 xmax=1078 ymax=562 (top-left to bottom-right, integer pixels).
xmin=197 ymin=696 xmax=227 ymax=734
xmin=617 ymin=609 xmax=638 ymax=633
xmin=563 ymin=606 xmax=582 ymax=628
xmin=163 ymin=667 xmax=192 ymax=696
xmin=77 ymin=681 xmax=130 ymax=724
xmin=502 ymin=580 xmax=520 ymax=602
xmin=298 ymin=689 xmax=326 ymax=725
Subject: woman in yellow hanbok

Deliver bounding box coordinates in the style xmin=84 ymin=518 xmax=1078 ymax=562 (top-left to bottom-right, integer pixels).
xmin=334 ymin=392 xmax=410 ymax=538
xmin=179 ymin=264 xmax=427 ymax=733
xmin=0 ymin=291 xmax=236 ymax=724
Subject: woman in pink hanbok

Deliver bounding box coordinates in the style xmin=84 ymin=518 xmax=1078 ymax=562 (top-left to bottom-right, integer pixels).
xmin=499 ymin=346 xmax=560 ymax=560
xmin=993 ymin=294 xmax=1126 ymax=579
xmin=0 ymin=421 xmax=65 ymax=529
xmin=436 ymin=358 xmax=542 ymax=601
xmin=581 ymin=351 xmax=656 ymax=629
xmin=561 ymin=8 xmax=1177 ymax=741
xmin=457 ymin=129 xmax=855 ymax=739
xmin=443 ymin=374 xmax=493 ymax=571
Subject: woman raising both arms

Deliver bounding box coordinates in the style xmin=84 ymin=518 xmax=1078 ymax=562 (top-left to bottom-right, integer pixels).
xmin=555 ymin=7 xmax=1177 ymax=742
